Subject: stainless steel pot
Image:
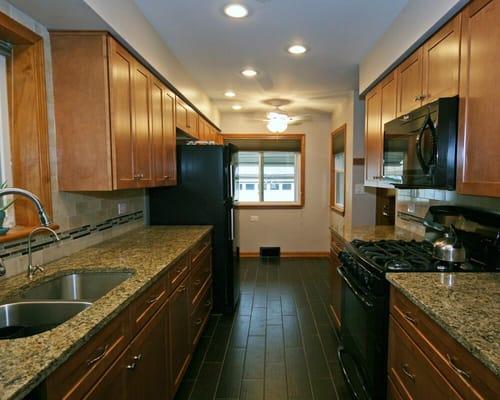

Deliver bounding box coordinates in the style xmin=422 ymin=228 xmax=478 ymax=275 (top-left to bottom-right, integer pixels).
xmin=423 ymin=221 xmax=466 ymax=263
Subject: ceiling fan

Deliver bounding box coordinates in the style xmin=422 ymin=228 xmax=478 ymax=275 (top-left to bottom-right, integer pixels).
xmin=258 ymin=99 xmax=312 ymax=133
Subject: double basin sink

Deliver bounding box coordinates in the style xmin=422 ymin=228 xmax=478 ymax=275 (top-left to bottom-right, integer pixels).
xmin=0 ymin=271 xmax=132 ymax=340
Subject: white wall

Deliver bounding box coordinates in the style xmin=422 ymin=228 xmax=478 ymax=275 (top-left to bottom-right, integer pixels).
xmin=330 ymin=92 xmax=376 ymax=231
xmin=359 ymin=0 xmax=468 ymax=93
xmin=221 ymin=112 xmax=332 ymax=254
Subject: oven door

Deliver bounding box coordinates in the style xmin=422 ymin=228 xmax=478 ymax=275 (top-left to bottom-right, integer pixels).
xmin=338 ymin=266 xmax=388 ymax=400
xmin=383 ymin=107 xmax=437 ymax=188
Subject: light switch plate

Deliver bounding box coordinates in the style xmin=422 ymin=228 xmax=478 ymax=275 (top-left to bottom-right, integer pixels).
xmin=250 ymin=215 xmax=259 ymax=222
xmin=118 ymin=202 xmax=127 ymax=215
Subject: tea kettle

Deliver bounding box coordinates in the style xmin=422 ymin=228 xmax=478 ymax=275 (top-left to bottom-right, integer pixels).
xmin=423 ymin=220 xmax=467 ymax=263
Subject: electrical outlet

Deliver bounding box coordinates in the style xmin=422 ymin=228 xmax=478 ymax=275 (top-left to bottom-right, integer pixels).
xmin=250 ymin=215 xmax=259 ymax=222
xmin=118 ymin=202 xmax=127 ymax=215
xmin=354 ymin=184 xmax=365 ymax=195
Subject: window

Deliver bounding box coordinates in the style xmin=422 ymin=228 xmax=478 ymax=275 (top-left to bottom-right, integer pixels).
xmin=234 ymin=151 xmax=299 ymax=204
xmin=226 ymin=133 xmax=305 ymax=208
xmin=330 ymin=124 xmax=346 ymax=214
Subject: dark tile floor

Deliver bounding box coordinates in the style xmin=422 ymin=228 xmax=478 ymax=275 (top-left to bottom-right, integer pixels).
xmin=175 ymin=257 xmax=353 ymax=400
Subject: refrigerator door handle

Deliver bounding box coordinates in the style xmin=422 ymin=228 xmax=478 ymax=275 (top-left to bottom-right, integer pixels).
xmin=230 ymin=208 xmax=235 ymax=240
xmin=229 ymin=164 xmax=234 ymax=199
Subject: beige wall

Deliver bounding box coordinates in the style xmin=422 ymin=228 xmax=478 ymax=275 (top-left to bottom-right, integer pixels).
xmin=330 ymin=92 xmax=376 ymax=232
xmin=0 ymin=1 xmax=144 ymax=277
xmin=221 ymin=112 xmax=332 ymax=254
xmin=83 ymin=0 xmax=219 ymax=125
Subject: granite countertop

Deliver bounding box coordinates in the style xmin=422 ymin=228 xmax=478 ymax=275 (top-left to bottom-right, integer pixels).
xmin=0 ymin=225 xmax=212 ymax=400
xmin=330 ymin=224 xmax=424 ymax=242
xmin=387 ymin=273 xmax=500 ymax=378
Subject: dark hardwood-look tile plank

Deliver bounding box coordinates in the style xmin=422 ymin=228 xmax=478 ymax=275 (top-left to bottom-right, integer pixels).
xmin=215 ymin=347 xmax=246 ymax=399
xmin=283 ymin=315 xmax=302 ymax=348
xmin=189 ymin=362 xmax=223 ymax=400
xmin=302 ymin=334 xmax=331 ymax=380
xmin=205 ymin=318 xmax=233 ymax=363
xmin=185 ymin=336 xmax=210 ymax=379
xmin=240 ymin=379 xmax=264 ymax=400
xmin=265 ymin=325 xmax=285 ymax=364
xmin=243 ymin=335 xmax=266 ymax=380
xmin=311 ymin=378 xmax=337 ymax=400
xmin=266 ymin=298 xmax=282 ymax=326
xmin=285 ymin=347 xmax=313 ymax=399
xmin=238 ymin=293 xmax=254 ymax=316
xmin=229 ymin=315 xmax=250 ymax=348
xmin=249 ymin=307 xmax=266 ymax=336
xmin=264 ymin=362 xmax=287 ymax=400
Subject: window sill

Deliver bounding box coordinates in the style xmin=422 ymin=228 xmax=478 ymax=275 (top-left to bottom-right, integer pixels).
xmin=330 ymin=205 xmax=345 ymax=216
xmin=235 ymin=203 xmax=304 ymax=210
xmin=0 ymin=224 xmax=60 ymax=243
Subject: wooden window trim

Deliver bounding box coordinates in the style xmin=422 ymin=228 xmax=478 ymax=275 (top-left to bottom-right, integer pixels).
xmin=330 ymin=124 xmax=346 ymax=215
xmin=0 ymin=11 xmax=53 ymax=240
xmin=223 ymin=133 xmax=305 ymax=209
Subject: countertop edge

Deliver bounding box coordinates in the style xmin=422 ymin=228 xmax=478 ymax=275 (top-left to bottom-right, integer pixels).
xmin=386 ymin=274 xmax=500 ymax=378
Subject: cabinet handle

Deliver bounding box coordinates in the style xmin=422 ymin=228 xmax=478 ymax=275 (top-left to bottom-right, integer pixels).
xmin=205 ymin=300 xmax=212 ymax=308
xmin=86 ymin=344 xmax=109 ymax=366
xmin=403 ymin=311 xmax=418 ymax=325
xmin=194 ymin=279 xmax=201 ymax=286
xmin=176 ymin=267 xmax=184 ymax=274
xmin=127 ymin=353 xmax=143 ymax=370
xmin=195 ymin=318 xmax=203 ymax=326
xmin=372 ymin=176 xmax=384 ymax=180
xmin=178 ymin=284 xmax=186 ymax=293
xmin=447 ymin=354 xmax=471 ymax=380
xmin=146 ymin=293 xmax=162 ymax=305
xmin=133 ymin=353 xmax=143 ymax=362
xmin=127 ymin=362 xmax=137 ymax=370
xmin=164 ymin=175 xmax=170 ymax=180
xmin=402 ymin=363 xmax=416 ymax=381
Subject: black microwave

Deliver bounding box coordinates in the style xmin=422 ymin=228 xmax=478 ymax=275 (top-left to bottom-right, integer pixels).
xmin=382 ymin=96 xmax=458 ymax=190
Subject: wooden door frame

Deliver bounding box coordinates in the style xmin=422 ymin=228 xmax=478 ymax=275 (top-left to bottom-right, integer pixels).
xmin=330 ymin=124 xmax=346 ymax=215
xmin=0 ymin=11 xmax=52 ymax=227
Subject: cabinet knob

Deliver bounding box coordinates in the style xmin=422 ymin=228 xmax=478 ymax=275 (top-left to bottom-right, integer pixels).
xmin=178 ymin=284 xmax=186 ymax=293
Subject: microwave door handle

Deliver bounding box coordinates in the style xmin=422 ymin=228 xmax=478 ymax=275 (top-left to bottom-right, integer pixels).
xmin=416 ymin=114 xmax=436 ymax=174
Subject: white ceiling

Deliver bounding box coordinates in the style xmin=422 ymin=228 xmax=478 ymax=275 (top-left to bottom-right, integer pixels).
xmin=134 ymin=0 xmax=408 ymax=114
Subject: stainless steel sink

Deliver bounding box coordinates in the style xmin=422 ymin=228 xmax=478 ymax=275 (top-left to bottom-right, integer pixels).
xmin=0 ymin=301 xmax=91 ymax=339
xmin=19 ymin=271 xmax=132 ymax=302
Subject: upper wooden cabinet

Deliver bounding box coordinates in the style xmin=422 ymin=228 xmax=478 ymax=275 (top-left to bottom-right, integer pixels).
xmin=51 ymin=32 xmax=177 ymax=191
xmin=365 ymin=85 xmax=382 ymax=185
xmin=457 ymin=0 xmax=500 ymax=197
xmin=396 ymin=48 xmax=423 ymax=116
xmin=422 ymin=14 xmax=461 ymax=104
xmin=176 ymin=97 xmax=198 ymax=138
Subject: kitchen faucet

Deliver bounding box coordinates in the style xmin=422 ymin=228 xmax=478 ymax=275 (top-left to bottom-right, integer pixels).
xmin=27 ymin=226 xmax=60 ymax=279
xmin=0 ymin=187 xmax=57 ymax=277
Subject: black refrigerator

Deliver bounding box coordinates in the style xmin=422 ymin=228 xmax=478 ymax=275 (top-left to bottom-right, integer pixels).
xmin=149 ymin=144 xmax=240 ymax=314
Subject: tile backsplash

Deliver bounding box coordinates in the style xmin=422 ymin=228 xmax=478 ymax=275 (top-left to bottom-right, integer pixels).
xmin=0 ymin=1 xmax=146 ymax=277
xmin=396 ymin=189 xmax=500 ymax=235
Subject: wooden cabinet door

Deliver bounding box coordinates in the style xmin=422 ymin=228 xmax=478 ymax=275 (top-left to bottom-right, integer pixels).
xmin=396 ymin=48 xmax=423 ymax=116
xmin=127 ymin=302 xmax=169 ymax=400
xmin=330 ymin=248 xmax=341 ymax=331
xmin=108 ymin=38 xmax=136 ymax=189
xmin=364 ymin=86 xmax=382 ymax=185
xmin=176 ymin=97 xmax=188 ymax=132
xmin=422 ymin=14 xmax=461 ymax=104
xmin=83 ymin=351 xmax=129 ymax=400
xmin=132 ymin=62 xmax=153 ymax=187
xmin=163 ymin=90 xmax=177 ymax=185
xmin=457 ymin=0 xmax=500 ymax=197
xmin=169 ymin=278 xmax=191 ymax=395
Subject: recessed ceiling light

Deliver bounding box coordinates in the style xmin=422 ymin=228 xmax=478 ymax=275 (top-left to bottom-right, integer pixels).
xmin=288 ymin=44 xmax=308 ymax=55
xmin=224 ymin=91 xmax=236 ymax=97
xmin=241 ymin=68 xmax=258 ymax=78
xmin=224 ymin=4 xmax=249 ymax=19
xmin=232 ymin=104 xmax=242 ymax=110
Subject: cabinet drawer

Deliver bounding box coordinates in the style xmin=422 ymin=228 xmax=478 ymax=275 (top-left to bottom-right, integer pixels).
xmin=330 ymin=232 xmax=344 ymax=254
xmin=390 ymin=287 xmax=499 ymax=399
xmin=129 ymin=277 xmax=166 ymax=334
xmin=189 ymin=246 xmax=211 ymax=307
xmin=191 ymin=234 xmax=211 ymax=265
xmin=190 ymin=283 xmax=212 ymax=349
xmin=388 ymin=317 xmax=461 ymax=400
xmin=167 ymin=254 xmax=190 ymax=294
xmin=388 ymin=376 xmax=404 ymax=400
xmin=46 ymin=311 xmax=129 ymax=400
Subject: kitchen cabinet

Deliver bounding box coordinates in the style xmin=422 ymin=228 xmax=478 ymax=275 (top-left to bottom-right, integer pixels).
xmin=329 ymin=231 xmax=344 ymax=332
xmin=457 ymin=0 xmax=500 ymax=197
xmin=388 ymin=286 xmax=500 ymax=399
xmin=364 ymin=72 xmax=397 ymax=186
xmin=422 ymin=14 xmax=461 ymax=104
xmin=42 ymin=234 xmax=213 ymax=400
xmin=176 ymin=97 xmax=199 ymax=138
xmin=396 ymin=48 xmax=423 ymax=116
xmin=50 ymin=32 xmax=168 ymax=191
xmin=169 ymin=277 xmax=191 ymax=394
xmin=364 ymin=85 xmax=382 ymax=185
xmin=151 ymin=77 xmax=177 ymax=186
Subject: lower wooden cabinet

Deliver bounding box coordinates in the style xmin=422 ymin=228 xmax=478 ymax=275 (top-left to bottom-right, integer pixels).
xmin=329 ymin=231 xmax=344 ymax=331
xmin=388 ymin=286 xmax=500 ymax=399
xmin=42 ymin=234 xmax=213 ymax=400
xmin=169 ymin=277 xmax=191 ymax=395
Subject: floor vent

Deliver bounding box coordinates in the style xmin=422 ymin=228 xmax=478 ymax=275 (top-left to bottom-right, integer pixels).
xmin=260 ymin=247 xmax=280 ymax=258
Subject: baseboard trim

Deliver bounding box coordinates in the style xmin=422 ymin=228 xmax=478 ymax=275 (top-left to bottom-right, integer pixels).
xmin=239 ymin=251 xmax=329 ymax=259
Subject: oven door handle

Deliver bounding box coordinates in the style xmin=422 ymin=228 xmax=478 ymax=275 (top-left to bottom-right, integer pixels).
xmin=337 ymin=346 xmax=371 ymax=400
xmin=338 ymin=267 xmax=374 ymax=308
